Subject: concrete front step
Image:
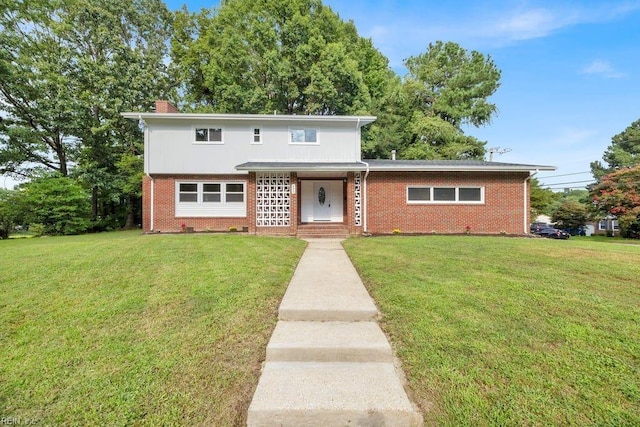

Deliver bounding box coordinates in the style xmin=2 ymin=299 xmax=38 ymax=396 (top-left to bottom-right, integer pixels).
xmin=296 ymin=229 xmax=350 ymax=239
xmin=267 ymin=321 xmax=393 ymax=363
xmin=278 ymin=241 xmax=378 ymax=321
xmin=247 ymin=362 xmax=423 ymax=427
xmin=297 ymin=233 xmax=350 ymax=239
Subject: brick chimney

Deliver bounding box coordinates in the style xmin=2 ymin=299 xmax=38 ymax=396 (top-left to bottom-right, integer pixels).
xmin=154 ymin=100 xmax=179 ymax=113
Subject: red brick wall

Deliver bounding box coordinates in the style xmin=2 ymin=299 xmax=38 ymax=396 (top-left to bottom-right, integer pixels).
xmin=365 ymin=171 xmax=530 ymax=234
xmin=143 ymin=171 xmax=531 ymax=235
xmin=143 ymin=174 xmax=251 ymax=233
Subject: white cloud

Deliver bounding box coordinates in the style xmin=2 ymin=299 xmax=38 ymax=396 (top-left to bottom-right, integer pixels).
xmin=550 ymin=128 xmax=598 ymax=146
xmin=581 ymin=60 xmax=626 ymax=78
xmin=493 ymin=8 xmax=563 ymax=41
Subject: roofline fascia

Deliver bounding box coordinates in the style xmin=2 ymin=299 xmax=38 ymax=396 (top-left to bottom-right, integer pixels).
xmin=366 ymin=165 xmax=557 ymax=172
xmin=235 ymin=165 xmax=368 ymax=172
xmin=121 ymin=112 xmax=376 ymax=126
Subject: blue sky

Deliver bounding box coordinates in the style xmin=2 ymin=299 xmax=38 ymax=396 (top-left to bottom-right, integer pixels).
xmin=166 ymin=0 xmax=640 ymax=190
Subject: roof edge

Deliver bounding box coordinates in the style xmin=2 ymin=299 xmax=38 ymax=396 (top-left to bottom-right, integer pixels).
xmin=121 ymin=112 xmax=376 ymax=126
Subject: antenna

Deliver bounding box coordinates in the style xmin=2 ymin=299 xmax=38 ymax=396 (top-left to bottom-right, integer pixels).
xmin=487 ymin=147 xmax=512 ymax=162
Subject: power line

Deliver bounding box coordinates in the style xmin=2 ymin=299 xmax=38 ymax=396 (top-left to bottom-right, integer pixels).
xmin=540 ymin=179 xmax=594 ymax=186
xmin=538 ymin=171 xmax=592 ymax=178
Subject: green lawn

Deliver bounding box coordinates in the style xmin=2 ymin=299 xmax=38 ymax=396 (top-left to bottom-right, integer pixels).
xmin=0 ymin=231 xmax=306 ymax=426
xmin=343 ymin=236 xmax=640 ymax=426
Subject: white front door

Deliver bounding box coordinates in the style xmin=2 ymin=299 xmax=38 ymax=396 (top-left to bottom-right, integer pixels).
xmin=313 ymin=182 xmax=332 ymax=221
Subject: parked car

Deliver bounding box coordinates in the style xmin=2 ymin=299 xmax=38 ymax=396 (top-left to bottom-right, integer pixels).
xmin=534 ymin=227 xmax=570 ymax=239
xmin=530 ymin=222 xmax=548 ymax=233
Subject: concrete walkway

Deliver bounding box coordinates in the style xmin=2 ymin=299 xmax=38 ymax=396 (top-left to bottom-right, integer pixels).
xmin=247 ymin=239 xmax=423 ymax=426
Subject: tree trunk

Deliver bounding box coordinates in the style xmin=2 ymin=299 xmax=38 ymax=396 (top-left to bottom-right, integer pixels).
xmin=123 ymin=195 xmax=136 ymax=229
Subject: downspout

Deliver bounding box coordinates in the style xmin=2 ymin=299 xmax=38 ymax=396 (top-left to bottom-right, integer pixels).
xmin=355 ymin=118 xmax=370 ymax=234
xmin=362 ymin=160 xmax=370 ymax=234
xmin=524 ymin=169 xmax=539 ymax=234
xmin=140 ymin=116 xmax=154 ymax=232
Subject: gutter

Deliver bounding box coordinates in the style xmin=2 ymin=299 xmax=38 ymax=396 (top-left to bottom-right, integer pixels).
xmin=524 ymin=169 xmax=539 ymax=234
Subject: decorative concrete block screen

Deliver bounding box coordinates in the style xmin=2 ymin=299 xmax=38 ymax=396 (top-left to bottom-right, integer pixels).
xmin=256 ymin=173 xmax=291 ymax=226
xmin=354 ymin=173 xmax=362 ymax=226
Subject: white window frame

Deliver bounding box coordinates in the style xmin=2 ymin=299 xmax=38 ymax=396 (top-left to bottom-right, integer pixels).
xmin=178 ymin=183 xmax=198 ymax=203
xmin=251 ymin=127 xmax=262 ymax=144
xmin=598 ymin=220 xmax=607 ymax=231
xmin=406 ymin=186 xmax=484 ymax=204
xmin=175 ymin=181 xmax=245 ymax=205
xmin=193 ymin=126 xmax=224 ymax=144
xmin=289 ymin=127 xmax=319 ymax=145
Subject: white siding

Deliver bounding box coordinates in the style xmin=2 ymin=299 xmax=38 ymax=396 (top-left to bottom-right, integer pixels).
xmin=145 ymin=118 xmax=362 ymax=174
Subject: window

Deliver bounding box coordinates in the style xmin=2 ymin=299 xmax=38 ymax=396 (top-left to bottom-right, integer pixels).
xmin=407 ymin=186 xmax=484 ymax=204
xmin=598 ymin=219 xmax=619 ymax=230
xmin=290 ymin=128 xmax=317 ymax=144
xmin=176 ymin=182 xmax=244 ymax=204
xmin=202 ymin=183 xmax=221 ymax=202
xmin=179 ymin=183 xmax=198 ymax=202
xmin=407 ymin=187 xmax=430 ymax=202
xmin=195 ymin=127 xmax=223 ymax=143
xmin=433 ymin=188 xmax=455 ymax=201
xmin=458 ymin=188 xmax=482 ymax=202
xmin=176 ymin=181 xmax=246 ymax=218
xmin=252 ymin=128 xmax=261 ymax=144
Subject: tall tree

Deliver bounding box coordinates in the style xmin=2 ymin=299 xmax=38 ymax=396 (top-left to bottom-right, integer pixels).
xmin=0 ymin=0 xmax=175 ymax=229
xmin=591 ymin=118 xmax=640 ymax=179
xmin=171 ymin=0 xmax=391 ymax=116
xmin=0 ymin=0 xmax=78 ymax=177
xmin=399 ymin=41 xmax=501 ymax=160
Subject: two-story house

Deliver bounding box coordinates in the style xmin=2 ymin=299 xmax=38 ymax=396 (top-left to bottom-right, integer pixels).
xmin=123 ymin=101 xmax=555 ymax=236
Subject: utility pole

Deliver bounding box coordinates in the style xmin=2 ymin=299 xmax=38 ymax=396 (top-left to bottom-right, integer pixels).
xmin=487 ymin=147 xmax=512 ymax=162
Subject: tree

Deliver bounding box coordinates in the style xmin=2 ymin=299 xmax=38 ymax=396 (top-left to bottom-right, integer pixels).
xmin=171 ymin=0 xmax=390 ymax=116
xmin=530 ymin=178 xmax=558 ymax=218
xmin=0 ymin=1 xmax=78 ymax=178
xmin=1 ymin=0 xmax=175 ymax=229
xmin=551 ymin=199 xmax=590 ymax=234
xmin=16 ymin=175 xmax=92 ymax=235
xmin=0 ymin=188 xmax=18 ymax=239
xmin=591 ymin=164 xmax=640 ymax=238
xmin=591 ymin=118 xmax=640 ymax=179
xmin=400 ymin=41 xmax=501 ymax=160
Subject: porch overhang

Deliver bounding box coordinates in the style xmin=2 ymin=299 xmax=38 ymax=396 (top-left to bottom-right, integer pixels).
xmin=235 ymin=162 xmax=367 ymax=173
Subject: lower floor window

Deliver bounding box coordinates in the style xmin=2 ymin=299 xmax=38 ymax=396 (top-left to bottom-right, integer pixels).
xmin=407 ymin=186 xmax=484 ymax=204
xmin=176 ymin=181 xmax=246 ymax=217
xmin=178 ymin=182 xmax=244 ymax=204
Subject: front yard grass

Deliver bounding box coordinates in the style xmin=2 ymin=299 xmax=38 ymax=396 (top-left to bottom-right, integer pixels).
xmin=0 ymin=231 xmax=306 ymax=425
xmin=343 ymin=236 xmax=640 ymax=426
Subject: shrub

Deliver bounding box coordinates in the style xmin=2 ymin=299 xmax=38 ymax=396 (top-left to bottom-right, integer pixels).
xmin=18 ymin=176 xmax=91 ymax=235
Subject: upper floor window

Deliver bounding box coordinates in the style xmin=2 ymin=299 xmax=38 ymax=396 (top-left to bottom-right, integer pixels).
xmin=407 ymin=186 xmax=484 ymax=204
xmin=252 ymin=128 xmax=262 ymax=144
xmin=290 ymin=128 xmax=317 ymax=144
xmin=195 ymin=127 xmax=223 ymax=144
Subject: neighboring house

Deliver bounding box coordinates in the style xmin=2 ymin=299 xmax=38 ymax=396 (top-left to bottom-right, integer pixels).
xmin=122 ymin=101 xmax=556 ymax=236
xmin=589 ymin=215 xmax=619 ymax=236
